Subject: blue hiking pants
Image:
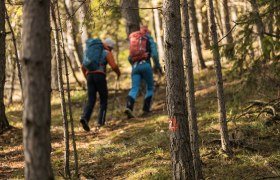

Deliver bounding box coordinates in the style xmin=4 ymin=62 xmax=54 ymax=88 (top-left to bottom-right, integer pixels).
xmin=128 ymin=61 xmax=154 ymax=100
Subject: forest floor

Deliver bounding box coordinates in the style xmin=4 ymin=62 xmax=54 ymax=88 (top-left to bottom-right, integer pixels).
xmin=1 ymin=62 xmax=280 ymax=179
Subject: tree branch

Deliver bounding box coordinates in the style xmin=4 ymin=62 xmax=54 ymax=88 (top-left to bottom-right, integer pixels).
xmin=218 ymin=23 xmax=237 ymax=43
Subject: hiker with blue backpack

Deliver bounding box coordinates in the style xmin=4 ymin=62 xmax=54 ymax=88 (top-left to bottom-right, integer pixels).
xmin=125 ymin=26 xmax=162 ymax=118
xmin=80 ymin=38 xmax=121 ymax=131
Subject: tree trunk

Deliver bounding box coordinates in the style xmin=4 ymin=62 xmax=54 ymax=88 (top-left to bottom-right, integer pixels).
xmin=220 ymin=0 xmax=234 ymax=58
xmin=0 ymin=0 xmax=9 ymax=133
xmin=121 ymin=0 xmax=140 ymax=36
xmin=182 ymin=0 xmax=203 ymax=179
xmin=250 ymin=0 xmax=268 ymax=61
xmin=51 ymin=44 xmax=58 ymax=90
xmin=5 ymin=7 xmax=23 ymax=93
xmin=200 ymin=0 xmax=210 ymax=49
xmin=22 ymin=0 xmax=53 ymax=179
xmin=65 ymin=52 xmax=85 ymax=89
xmin=8 ymin=50 xmax=16 ymax=105
xmin=213 ymin=0 xmax=223 ymax=38
xmin=51 ymin=2 xmax=71 ymax=178
xmin=207 ymin=0 xmax=232 ymax=154
xmin=77 ymin=1 xmax=89 ymax=51
xmin=163 ymin=0 xmax=195 ymax=179
xmin=189 ymin=0 xmax=207 ymax=69
xmin=152 ymin=0 xmax=164 ymax=63
xmin=56 ymin=1 xmax=79 ymax=177
xmin=220 ymin=0 xmax=233 ymax=44
xmin=64 ymin=0 xmax=83 ymax=65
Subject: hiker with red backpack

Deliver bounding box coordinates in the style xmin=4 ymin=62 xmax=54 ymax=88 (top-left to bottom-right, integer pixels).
xmin=125 ymin=26 xmax=162 ymax=118
xmin=80 ymin=38 xmax=121 ymax=131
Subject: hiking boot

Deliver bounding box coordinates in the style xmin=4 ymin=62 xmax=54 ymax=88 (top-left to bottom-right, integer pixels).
xmin=80 ymin=119 xmax=90 ymax=132
xmin=124 ymin=108 xmax=135 ymax=119
xmin=143 ymin=96 xmax=152 ymax=112
xmin=141 ymin=111 xmax=151 ymax=117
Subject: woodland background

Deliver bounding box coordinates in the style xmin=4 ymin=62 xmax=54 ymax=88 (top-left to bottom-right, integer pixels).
xmin=0 ymin=0 xmax=279 ymax=179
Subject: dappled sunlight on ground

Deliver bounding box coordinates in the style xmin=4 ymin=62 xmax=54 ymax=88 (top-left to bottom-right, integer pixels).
xmin=1 ymin=66 xmax=280 ymax=179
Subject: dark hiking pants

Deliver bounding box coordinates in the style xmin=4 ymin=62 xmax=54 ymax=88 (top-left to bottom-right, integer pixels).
xmin=81 ymin=73 xmax=108 ymax=126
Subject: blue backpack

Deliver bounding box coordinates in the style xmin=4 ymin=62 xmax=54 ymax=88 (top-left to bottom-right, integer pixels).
xmin=83 ymin=38 xmax=107 ymax=71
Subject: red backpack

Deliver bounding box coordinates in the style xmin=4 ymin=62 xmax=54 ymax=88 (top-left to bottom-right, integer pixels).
xmin=129 ymin=31 xmax=148 ymax=62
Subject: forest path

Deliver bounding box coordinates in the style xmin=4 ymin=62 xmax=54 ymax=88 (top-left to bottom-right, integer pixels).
xmin=1 ymin=69 xmax=280 ymax=179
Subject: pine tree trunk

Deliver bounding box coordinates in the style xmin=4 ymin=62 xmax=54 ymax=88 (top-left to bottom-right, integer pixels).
xmin=121 ymin=0 xmax=140 ymax=36
xmin=51 ymin=37 xmax=58 ymax=90
xmin=65 ymin=52 xmax=85 ymax=89
xmin=5 ymin=7 xmax=23 ymax=93
xmin=77 ymin=2 xmax=89 ymax=51
xmin=64 ymin=0 xmax=83 ymax=65
xmin=220 ymin=0 xmax=234 ymax=58
xmin=213 ymin=0 xmax=224 ymax=37
xmin=56 ymin=1 xmax=79 ymax=176
xmin=152 ymin=0 xmax=164 ymax=62
xmin=8 ymin=51 xmax=16 ymax=104
xmin=189 ymin=0 xmax=207 ymax=69
xmin=163 ymin=0 xmax=195 ymax=179
xmin=182 ymin=1 xmax=203 ymax=179
xmin=51 ymin=51 xmax=58 ymax=90
xmin=0 ymin=0 xmax=9 ymax=133
xmin=22 ymin=0 xmax=53 ymax=179
xmin=250 ymin=0 xmax=268 ymax=61
xmin=51 ymin=2 xmax=71 ymax=178
xmin=207 ymin=0 xmax=232 ymax=154
xmin=200 ymin=1 xmax=210 ymax=49
xmin=220 ymin=0 xmax=233 ymax=44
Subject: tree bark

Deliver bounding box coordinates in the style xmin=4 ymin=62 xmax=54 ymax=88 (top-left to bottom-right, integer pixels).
xmin=220 ymin=0 xmax=233 ymax=44
xmin=8 ymin=49 xmax=16 ymax=105
xmin=152 ymin=0 xmax=164 ymax=63
xmin=163 ymin=0 xmax=195 ymax=179
xmin=5 ymin=7 xmax=23 ymax=93
xmin=77 ymin=1 xmax=89 ymax=51
xmin=56 ymin=1 xmax=79 ymax=177
xmin=189 ymin=0 xmax=207 ymax=69
xmin=250 ymin=0 xmax=268 ymax=61
xmin=207 ymin=0 xmax=232 ymax=154
xmin=200 ymin=0 xmax=211 ymax=49
xmin=22 ymin=0 xmax=53 ymax=179
xmin=51 ymin=37 xmax=58 ymax=90
xmin=213 ymin=0 xmax=224 ymax=37
xmin=0 ymin=0 xmax=9 ymax=133
xmin=64 ymin=0 xmax=83 ymax=65
xmin=121 ymin=0 xmax=140 ymax=36
xmin=51 ymin=2 xmax=71 ymax=178
xmin=182 ymin=0 xmax=203 ymax=179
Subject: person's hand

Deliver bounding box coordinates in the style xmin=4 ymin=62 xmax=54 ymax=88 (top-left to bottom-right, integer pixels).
xmin=158 ymin=68 xmax=164 ymax=75
xmin=154 ymin=67 xmax=163 ymax=76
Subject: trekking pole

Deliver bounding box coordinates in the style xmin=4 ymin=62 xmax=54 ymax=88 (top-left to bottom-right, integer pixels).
xmin=111 ymin=76 xmax=120 ymax=119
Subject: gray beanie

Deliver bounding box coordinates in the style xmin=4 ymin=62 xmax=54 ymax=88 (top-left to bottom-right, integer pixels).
xmin=104 ymin=38 xmax=115 ymax=49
